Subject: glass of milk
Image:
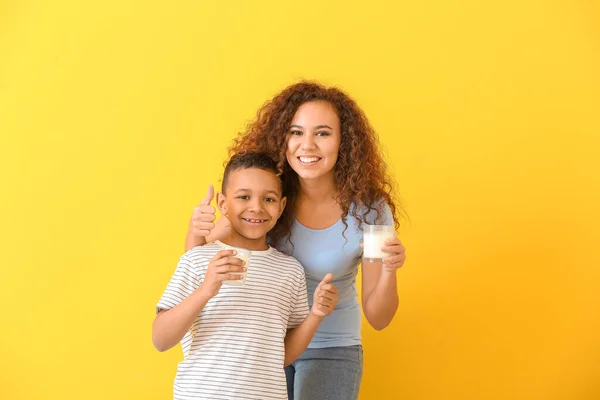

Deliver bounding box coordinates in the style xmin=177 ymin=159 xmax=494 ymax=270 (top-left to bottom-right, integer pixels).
xmin=221 ymin=246 xmax=251 ymax=286
xmin=363 ymin=224 xmax=395 ymax=263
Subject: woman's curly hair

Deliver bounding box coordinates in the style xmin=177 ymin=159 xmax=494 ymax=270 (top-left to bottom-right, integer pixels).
xmin=229 ymin=81 xmax=402 ymax=248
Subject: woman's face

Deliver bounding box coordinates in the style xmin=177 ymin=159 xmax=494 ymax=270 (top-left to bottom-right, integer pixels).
xmin=286 ymin=101 xmax=342 ymax=182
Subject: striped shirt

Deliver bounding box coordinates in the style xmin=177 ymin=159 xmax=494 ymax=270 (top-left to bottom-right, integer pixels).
xmin=157 ymin=242 xmax=309 ymax=400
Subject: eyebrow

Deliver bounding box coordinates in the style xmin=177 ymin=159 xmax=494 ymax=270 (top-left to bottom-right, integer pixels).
xmin=290 ymin=124 xmax=333 ymax=130
xmin=235 ymin=188 xmax=281 ymax=197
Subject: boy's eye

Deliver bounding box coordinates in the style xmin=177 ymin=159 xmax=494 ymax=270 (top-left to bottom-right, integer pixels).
xmin=265 ymin=197 xmax=276 ymax=203
xmin=237 ymin=195 xmax=250 ymax=200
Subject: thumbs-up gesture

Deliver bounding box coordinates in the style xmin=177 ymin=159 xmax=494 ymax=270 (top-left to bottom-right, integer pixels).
xmin=311 ymin=273 xmax=339 ymax=318
xmin=191 ymin=185 xmax=217 ymax=238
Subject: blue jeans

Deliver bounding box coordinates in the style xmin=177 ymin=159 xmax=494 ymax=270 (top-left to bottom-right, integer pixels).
xmin=285 ymin=345 xmax=363 ymax=400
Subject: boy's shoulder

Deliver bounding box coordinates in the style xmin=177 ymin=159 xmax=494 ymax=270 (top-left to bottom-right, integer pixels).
xmin=180 ymin=242 xmax=221 ymax=264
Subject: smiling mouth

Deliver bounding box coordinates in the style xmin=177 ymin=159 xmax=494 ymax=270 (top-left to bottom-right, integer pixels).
xmin=242 ymin=218 xmax=268 ymax=224
xmin=298 ymin=156 xmax=321 ymax=165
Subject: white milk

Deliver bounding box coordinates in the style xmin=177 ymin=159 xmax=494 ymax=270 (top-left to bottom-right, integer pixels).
xmin=363 ymin=225 xmax=395 ymax=262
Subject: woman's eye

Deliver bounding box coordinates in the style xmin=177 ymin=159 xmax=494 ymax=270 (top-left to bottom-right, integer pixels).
xmin=290 ymin=130 xmax=302 ymax=135
xmin=316 ymin=131 xmax=330 ymax=136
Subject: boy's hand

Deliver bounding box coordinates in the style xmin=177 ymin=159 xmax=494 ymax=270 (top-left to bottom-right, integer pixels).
xmin=192 ymin=185 xmax=217 ymax=238
xmin=199 ymin=250 xmax=246 ymax=299
xmin=311 ymin=273 xmax=338 ymax=317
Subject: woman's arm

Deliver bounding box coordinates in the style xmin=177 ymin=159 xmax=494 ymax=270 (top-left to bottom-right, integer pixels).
xmin=184 ymin=185 xmax=231 ymax=251
xmin=185 ymin=217 xmax=208 ymax=250
xmin=185 ymin=216 xmax=231 ymax=251
xmin=361 ymin=237 xmax=406 ymax=330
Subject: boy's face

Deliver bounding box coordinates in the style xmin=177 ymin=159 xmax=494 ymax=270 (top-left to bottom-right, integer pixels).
xmin=217 ymin=167 xmax=286 ymax=246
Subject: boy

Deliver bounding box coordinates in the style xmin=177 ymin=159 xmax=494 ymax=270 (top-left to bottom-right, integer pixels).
xmin=152 ymin=152 xmax=338 ymax=399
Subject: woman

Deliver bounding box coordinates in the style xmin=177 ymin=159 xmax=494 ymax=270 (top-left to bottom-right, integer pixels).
xmin=186 ymin=81 xmax=407 ymax=400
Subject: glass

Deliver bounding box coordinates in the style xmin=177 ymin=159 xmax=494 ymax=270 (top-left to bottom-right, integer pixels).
xmin=220 ymin=245 xmax=251 ymax=286
xmin=363 ymin=224 xmax=395 ymax=263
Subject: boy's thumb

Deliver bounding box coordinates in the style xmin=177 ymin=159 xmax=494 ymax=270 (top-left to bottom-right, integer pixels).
xmin=321 ymin=273 xmax=334 ymax=285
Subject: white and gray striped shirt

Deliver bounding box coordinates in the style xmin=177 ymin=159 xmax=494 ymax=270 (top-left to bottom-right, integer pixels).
xmin=157 ymin=242 xmax=309 ymax=399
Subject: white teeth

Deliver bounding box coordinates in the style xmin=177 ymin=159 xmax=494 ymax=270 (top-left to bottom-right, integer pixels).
xmin=299 ymin=157 xmax=319 ymax=163
xmin=245 ymin=218 xmax=264 ymax=223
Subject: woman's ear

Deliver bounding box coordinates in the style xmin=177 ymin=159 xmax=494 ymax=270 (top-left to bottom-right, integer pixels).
xmin=216 ymin=192 xmax=227 ymax=216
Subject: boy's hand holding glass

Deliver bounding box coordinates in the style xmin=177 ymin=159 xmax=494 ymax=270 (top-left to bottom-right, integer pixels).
xmin=199 ymin=250 xmax=246 ymax=299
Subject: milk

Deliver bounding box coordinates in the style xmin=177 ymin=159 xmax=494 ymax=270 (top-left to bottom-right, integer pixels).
xmin=363 ymin=225 xmax=395 ymax=262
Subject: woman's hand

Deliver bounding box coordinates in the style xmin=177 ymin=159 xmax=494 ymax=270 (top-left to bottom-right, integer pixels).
xmin=191 ymin=185 xmax=217 ymax=238
xmin=381 ymin=237 xmax=407 ymax=272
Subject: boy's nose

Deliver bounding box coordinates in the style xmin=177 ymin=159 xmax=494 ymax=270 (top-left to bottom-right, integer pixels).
xmin=248 ymin=199 xmax=263 ymax=212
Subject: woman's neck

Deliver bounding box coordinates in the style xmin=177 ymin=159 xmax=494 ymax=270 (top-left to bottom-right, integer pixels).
xmin=298 ymin=175 xmax=337 ymax=204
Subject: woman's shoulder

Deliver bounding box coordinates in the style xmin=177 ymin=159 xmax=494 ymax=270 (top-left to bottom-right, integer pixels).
xmin=348 ymin=198 xmax=393 ymax=225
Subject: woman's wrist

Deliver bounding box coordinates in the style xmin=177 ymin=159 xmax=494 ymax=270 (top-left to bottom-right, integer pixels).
xmin=381 ymin=266 xmax=399 ymax=277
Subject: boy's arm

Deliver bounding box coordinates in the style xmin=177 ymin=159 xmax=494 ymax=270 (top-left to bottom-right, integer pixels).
xmin=283 ymin=314 xmax=324 ymax=366
xmin=152 ymin=290 xmax=212 ymax=352
xmin=283 ymin=273 xmax=339 ymax=366
xmin=152 ymin=250 xmax=246 ymax=352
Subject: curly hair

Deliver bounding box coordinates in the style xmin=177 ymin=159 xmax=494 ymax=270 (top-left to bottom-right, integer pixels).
xmin=229 ymin=81 xmax=402 ymax=248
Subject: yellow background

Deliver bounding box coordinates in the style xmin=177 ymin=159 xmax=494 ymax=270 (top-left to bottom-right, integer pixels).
xmin=1 ymin=1 xmax=599 ymax=399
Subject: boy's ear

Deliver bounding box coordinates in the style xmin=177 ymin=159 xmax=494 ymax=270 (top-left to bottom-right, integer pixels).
xmin=216 ymin=192 xmax=227 ymax=216
xmin=279 ymin=196 xmax=287 ymax=217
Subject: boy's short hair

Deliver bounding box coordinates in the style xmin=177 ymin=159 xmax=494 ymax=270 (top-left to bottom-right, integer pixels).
xmin=222 ymin=152 xmax=281 ymax=193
